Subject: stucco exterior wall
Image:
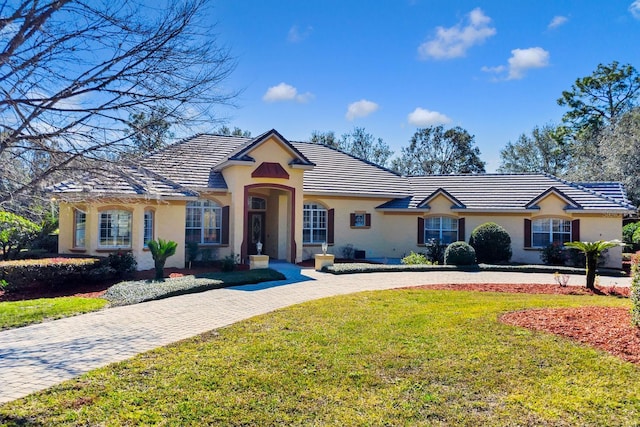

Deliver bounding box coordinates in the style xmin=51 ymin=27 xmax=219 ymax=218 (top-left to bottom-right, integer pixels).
xmin=59 ymin=199 xmax=187 ymax=270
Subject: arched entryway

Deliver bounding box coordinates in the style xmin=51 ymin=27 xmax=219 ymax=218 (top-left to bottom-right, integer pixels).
xmin=241 ymin=184 xmax=296 ymax=263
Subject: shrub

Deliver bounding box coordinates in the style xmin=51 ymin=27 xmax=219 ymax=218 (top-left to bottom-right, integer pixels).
xmin=469 ymin=222 xmax=512 ymax=264
xmin=401 ymin=251 xmax=431 ymax=265
xmin=623 ymin=222 xmax=640 ymax=252
xmin=220 ymin=253 xmax=239 ymax=272
xmin=0 ymin=257 xmax=101 ymax=290
xmin=540 ymin=243 xmax=566 ymax=266
xmin=0 ymin=211 xmax=41 ymax=260
xmin=630 ymin=253 xmax=640 ymax=327
xmin=341 ymin=244 xmax=355 ymax=259
xmin=634 ymin=227 xmax=640 ymax=247
xmin=425 ymin=238 xmax=446 ymax=264
xmin=106 ymin=251 xmax=137 ymax=278
xmin=444 ymin=241 xmax=476 ymax=265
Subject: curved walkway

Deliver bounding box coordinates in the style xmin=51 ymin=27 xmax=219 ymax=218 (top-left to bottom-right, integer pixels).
xmin=0 ymin=263 xmax=630 ymax=404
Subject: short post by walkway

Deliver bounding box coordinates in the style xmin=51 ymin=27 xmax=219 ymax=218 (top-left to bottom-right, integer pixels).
xmin=250 ymin=254 xmax=269 ymax=269
xmin=314 ymin=253 xmax=335 ymax=271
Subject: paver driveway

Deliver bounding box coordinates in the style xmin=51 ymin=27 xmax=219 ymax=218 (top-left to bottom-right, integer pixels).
xmin=0 ymin=263 xmax=630 ymax=404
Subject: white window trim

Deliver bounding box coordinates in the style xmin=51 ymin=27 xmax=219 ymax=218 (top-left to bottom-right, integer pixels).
xmin=532 ymin=218 xmax=572 ymax=248
xmin=143 ymin=210 xmax=154 ymax=248
xmin=98 ymin=209 xmax=132 ymax=249
xmin=424 ymin=216 xmax=458 ymax=245
xmin=73 ymin=209 xmax=86 ymax=249
xmin=303 ymin=203 xmax=327 ymax=244
xmin=186 ymin=200 xmax=223 ymax=245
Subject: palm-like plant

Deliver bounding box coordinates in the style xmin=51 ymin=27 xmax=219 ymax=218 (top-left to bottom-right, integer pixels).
xmin=564 ymin=240 xmax=623 ymax=290
xmin=148 ymin=238 xmax=178 ymax=281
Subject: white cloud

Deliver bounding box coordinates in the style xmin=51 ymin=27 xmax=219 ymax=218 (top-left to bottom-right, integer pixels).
xmin=548 ymin=15 xmax=568 ymax=29
xmin=262 ymin=82 xmax=314 ymax=103
xmin=407 ymin=108 xmax=452 ymax=126
xmin=630 ymin=1 xmax=640 ymax=19
xmin=482 ymin=47 xmax=550 ymax=80
xmin=287 ymin=25 xmax=313 ymax=43
xmin=418 ymin=7 xmax=496 ymax=60
xmin=346 ymin=99 xmax=379 ymax=120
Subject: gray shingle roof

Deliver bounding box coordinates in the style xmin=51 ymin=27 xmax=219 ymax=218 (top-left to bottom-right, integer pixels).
xmin=377 ymin=174 xmax=635 ymax=212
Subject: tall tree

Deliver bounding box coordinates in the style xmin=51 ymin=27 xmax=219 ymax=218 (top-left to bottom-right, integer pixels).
xmin=339 ymin=127 xmax=393 ymax=168
xmin=310 ymin=130 xmax=339 ymax=149
xmin=558 ymin=61 xmax=640 ymax=131
xmin=0 ymin=0 xmax=236 ymax=212
xmin=498 ymin=125 xmax=569 ymax=175
xmin=126 ymin=107 xmax=174 ymax=155
xmin=392 ymin=126 xmax=485 ymax=175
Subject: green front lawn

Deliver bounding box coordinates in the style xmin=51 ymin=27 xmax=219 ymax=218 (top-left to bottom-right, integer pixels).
xmin=1 ymin=290 xmax=637 ymax=426
xmin=0 ymin=297 xmax=108 ymax=330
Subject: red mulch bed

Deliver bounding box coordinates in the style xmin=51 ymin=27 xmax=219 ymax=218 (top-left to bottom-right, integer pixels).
xmin=410 ymin=283 xmax=639 ymax=365
xmin=0 ymin=266 xmax=243 ymax=302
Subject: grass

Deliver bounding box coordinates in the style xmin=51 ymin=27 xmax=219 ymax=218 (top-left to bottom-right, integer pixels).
xmin=0 ymin=297 xmax=108 ymax=330
xmin=104 ymin=268 xmax=286 ymax=306
xmin=1 ymin=290 xmax=638 ymax=426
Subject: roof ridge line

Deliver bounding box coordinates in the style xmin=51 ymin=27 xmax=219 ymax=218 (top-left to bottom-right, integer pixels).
xmin=543 ymin=172 xmax=635 ymax=210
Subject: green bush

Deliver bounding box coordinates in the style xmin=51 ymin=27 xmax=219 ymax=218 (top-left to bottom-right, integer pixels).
xmin=634 ymin=227 xmax=640 ymax=247
xmin=0 ymin=211 xmax=41 ymax=260
xmin=444 ymin=241 xmax=476 ymax=265
xmin=401 ymin=251 xmax=431 ymax=265
xmin=148 ymin=238 xmax=177 ymax=281
xmin=106 ymin=251 xmax=137 ymax=278
xmin=220 ymin=253 xmax=239 ymax=272
xmin=425 ymin=239 xmax=446 ymax=264
xmin=469 ymin=222 xmax=512 ymax=264
xmin=0 ymin=257 xmax=101 ymax=290
xmin=623 ymin=222 xmax=640 ymax=252
xmin=630 ymin=253 xmax=640 ymax=327
xmin=540 ymin=243 xmax=566 ymax=266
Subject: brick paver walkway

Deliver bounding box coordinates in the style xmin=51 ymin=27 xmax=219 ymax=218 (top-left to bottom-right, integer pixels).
xmin=0 ymin=263 xmax=630 ymax=404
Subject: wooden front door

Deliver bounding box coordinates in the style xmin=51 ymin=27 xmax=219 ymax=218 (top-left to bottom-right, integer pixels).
xmin=248 ymin=212 xmax=266 ymax=255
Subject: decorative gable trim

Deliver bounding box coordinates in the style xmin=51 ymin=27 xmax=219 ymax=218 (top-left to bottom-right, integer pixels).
xmin=251 ymin=162 xmax=290 ymax=179
xmin=525 ymin=187 xmax=582 ymax=210
xmin=417 ymin=188 xmax=466 ymax=209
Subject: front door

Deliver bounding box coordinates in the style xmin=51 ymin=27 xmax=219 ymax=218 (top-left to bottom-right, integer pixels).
xmin=248 ymin=212 xmax=266 ymax=255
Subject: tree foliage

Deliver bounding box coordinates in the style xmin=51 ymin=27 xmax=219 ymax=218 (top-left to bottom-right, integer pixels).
xmin=126 ymin=107 xmax=174 ymax=156
xmin=392 ymin=126 xmax=485 ymax=175
xmin=215 ymin=126 xmax=252 ymax=137
xmin=310 ymin=128 xmax=392 ymax=167
xmin=498 ymin=125 xmax=569 ymax=175
xmin=0 ymin=211 xmax=41 ymax=260
xmin=0 ymin=0 xmax=236 ymax=211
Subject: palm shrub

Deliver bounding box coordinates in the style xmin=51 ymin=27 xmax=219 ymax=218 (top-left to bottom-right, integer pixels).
xmin=469 ymin=222 xmax=512 ymax=264
xmin=147 ymin=238 xmax=178 ymax=281
xmin=564 ymin=240 xmax=623 ymax=290
xmin=631 ymin=253 xmax=640 ymax=327
xmin=444 ymin=241 xmax=476 ymax=265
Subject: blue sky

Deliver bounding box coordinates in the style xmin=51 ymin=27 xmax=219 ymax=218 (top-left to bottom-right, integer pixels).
xmin=209 ymin=0 xmax=640 ymax=171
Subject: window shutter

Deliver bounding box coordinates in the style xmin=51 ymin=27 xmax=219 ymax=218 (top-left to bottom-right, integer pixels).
xmin=221 ymin=206 xmax=230 ymax=245
xmin=365 ymin=213 xmax=371 ymax=227
xmin=418 ymin=217 xmax=425 ymax=245
xmin=327 ymin=208 xmax=335 ymax=244
xmin=571 ymin=219 xmax=580 ymax=242
xmin=524 ymin=219 xmax=532 ymax=248
xmin=350 ymin=213 xmax=356 ymax=227
xmin=458 ymin=218 xmax=465 ymax=242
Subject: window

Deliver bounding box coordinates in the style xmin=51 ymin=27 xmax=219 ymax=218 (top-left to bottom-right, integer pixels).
xmin=143 ymin=210 xmax=154 ymax=247
xmin=354 ymin=213 xmax=366 ymax=227
xmin=186 ymin=200 xmax=222 ymax=244
xmin=73 ymin=209 xmax=86 ymax=248
xmin=532 ymin=218 xmax=571 ymax=247
xmin=249 ymin=196 xmax=266 ymax=210
xmin=424 ymin=216 xmax=458 ymax=245
xmin=303 ymin=203 xmax=327 ymax=244
xmin=99 ymin=210 xmax=132 ymax=248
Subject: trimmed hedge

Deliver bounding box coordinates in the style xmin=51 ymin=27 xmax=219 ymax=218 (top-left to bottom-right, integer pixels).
xmin=469 ymin=222 xmax=512 ymax=264
xmin=104 ymin=269 xmax=286 ymax=306
xmin=444 ymin=242 xmax=476 ymax=265
xmin=323 ymin=262 xmax=627 ymax=277
xmin=0 ymin=257 xmax=102 ymax=290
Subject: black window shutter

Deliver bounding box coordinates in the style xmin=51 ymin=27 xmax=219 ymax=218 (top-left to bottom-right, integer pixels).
xmin=524 ymin=219 xmax=532 ymax=248
xmin=350 ymin=213 xmax=356 ymax=227
xmin=365 ymin=213 xmax=371 ymax=227
xmin=571 ymin=219 xmax=580 ymax=241
xmin=221 ymin=206 xmax=230 ymax=245
xmin=458 ymin=218 xmax=465 ymax=242
xmin=327 ymin=208 xmax=335 ymax=244
xmin=418 ymin=217 xmax=425 ymax=245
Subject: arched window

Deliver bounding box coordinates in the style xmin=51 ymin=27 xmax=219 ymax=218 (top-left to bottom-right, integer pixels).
xmin=532 ymin=218 xmax=571 ymax=247
xmin=303 ymin=203 xmax=327 ymax=244
xmin=186 ymin=200 xmax=222 ymax=244
xmin=424 ymin=216 xmax=458 ymax=245
xmin=99 ymin=209 xmax=132 ymax=248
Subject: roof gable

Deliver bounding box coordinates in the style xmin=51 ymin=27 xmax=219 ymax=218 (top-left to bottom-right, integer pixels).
xmin=417 ymin=188 xmax=466 ymax=209
xmin=525 ymin=187 xmax=582 ymax=210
